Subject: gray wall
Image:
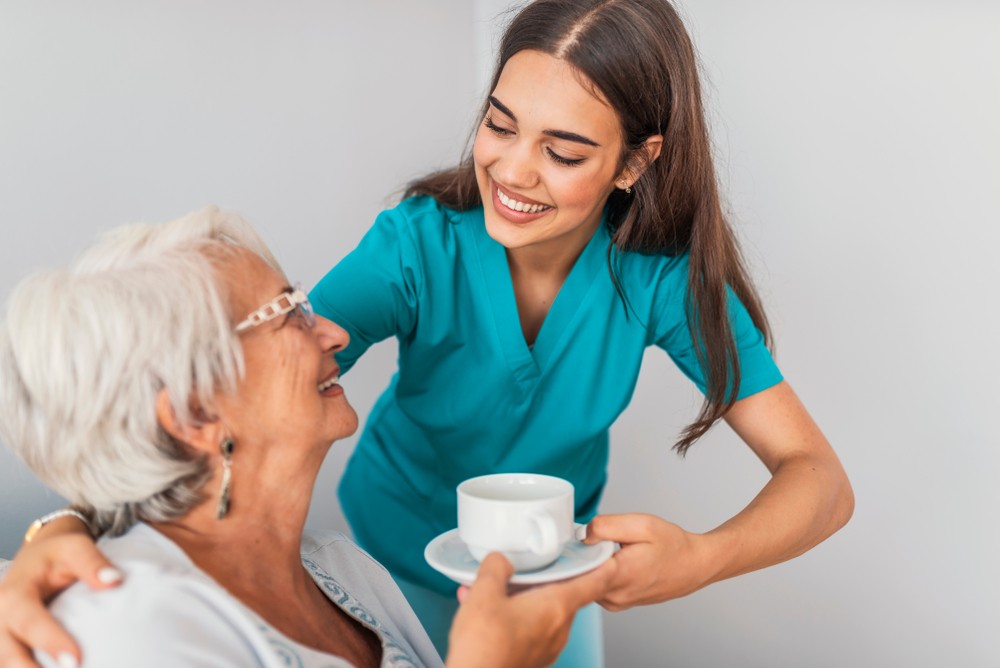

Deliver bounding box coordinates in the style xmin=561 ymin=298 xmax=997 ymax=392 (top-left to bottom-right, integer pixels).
xmin=3 ymin=1 xmax=998 ymax=666
xmin=0 ymin=0 xmax=479 ymax=548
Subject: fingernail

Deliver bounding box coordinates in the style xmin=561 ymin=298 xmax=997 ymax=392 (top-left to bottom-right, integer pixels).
xmin=97 ymin=567 xmax=122 ymax=584
xmin=575 ymin=525 xmax=588 ymax=541
xmin=56 ymin=652 xmax=79 ymax=668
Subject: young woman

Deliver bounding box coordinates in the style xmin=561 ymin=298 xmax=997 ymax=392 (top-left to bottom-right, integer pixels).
xmin=307 ymin=1 xmax=853 ymax=662
xmin=0 ymin=1 xmax=853 ymax=666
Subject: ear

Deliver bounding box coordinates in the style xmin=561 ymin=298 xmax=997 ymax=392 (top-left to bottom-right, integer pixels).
xmin=155 ymin=389 xmax=225 ymax=457
xmin=618 ymin=134 xmax=664 ymax=189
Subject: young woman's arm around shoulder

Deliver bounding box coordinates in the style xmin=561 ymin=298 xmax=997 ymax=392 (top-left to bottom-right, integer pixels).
xmin=582 ymin=380 xmax=854 ymax=610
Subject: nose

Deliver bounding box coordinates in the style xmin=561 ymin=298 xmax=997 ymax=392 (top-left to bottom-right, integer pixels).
xmin=493 ymin=138 xmax=539 ymax=190
xmin=314 ymin=314 xmax=350 ymax=354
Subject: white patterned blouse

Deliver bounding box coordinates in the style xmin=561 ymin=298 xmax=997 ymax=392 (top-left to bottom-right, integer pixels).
xmin=36 ymin=524 xmax=443 ymax=668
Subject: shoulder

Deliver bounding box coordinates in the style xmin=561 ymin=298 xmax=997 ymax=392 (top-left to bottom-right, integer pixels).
xmin=381 ymin=195 xmax=466 ymax=229
xmin=380 ymin=195 xmax=484 ymax=241
xmin=620 ymin=246 xmax=689 ymax=281
xmin=615 ymin=246 xmax=690 ymax=308
xmin=44 ymin=526 xmax=263 ymax=667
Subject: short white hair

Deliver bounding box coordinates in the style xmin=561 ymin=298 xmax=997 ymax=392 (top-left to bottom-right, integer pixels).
xmin=0 ymin=206 xmax=282 ymax=535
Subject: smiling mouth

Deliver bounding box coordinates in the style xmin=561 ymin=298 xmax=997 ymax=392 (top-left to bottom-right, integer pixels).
xmin=495 ymin=184 xmax=552 ymax=214
xmin=317 ymin=374 xmax=340 ymax=392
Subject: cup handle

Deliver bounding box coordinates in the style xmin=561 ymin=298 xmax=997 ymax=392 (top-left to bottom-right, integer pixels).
xmin=526 ymin=512 xmax=558 ymax=557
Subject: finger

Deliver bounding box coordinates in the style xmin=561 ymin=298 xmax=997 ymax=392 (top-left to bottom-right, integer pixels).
xmin=0 ymin=632 xmax=46 ymax=668
xmin=545 ymin=557 xmax=618 ymax=609
xmin=467 ymin=553 xmax=514 ymax=599
xmin=58 ymin=538 xmax=122 ymax=591
xmin=581 ymin=513 xmax=658 ymax=545
xmin=5 ymin=597 xmax=80 ymax=668
xmin=455 ymin=585 xmax=470 ymax=605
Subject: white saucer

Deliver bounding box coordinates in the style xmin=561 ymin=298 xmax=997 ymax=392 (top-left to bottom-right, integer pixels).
xmin=424 ymin=524 xmax=617 ymax=586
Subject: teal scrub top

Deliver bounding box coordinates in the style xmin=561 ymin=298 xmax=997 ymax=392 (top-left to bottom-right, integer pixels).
xmin=310 ymin=196 xmax=782 ymax=595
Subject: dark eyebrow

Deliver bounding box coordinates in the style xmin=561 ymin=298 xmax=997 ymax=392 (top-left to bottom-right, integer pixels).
xmin=488 ymin=96 xmax=517 ymax=121
xmin=488 ymin=95 xmax=601 ymax=148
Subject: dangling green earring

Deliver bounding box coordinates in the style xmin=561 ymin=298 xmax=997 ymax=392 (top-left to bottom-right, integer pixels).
xmin=216 ymin=437 xmax=234 ymax=519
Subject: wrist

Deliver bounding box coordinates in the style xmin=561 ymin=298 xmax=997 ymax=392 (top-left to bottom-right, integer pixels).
xmin=24 ymin=507 xmax=95 ymax=544
xmin=689 ymin=529 xmax=736 ymax=588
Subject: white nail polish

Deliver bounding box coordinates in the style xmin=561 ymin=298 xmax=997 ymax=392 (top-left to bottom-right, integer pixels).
xmin=575 ymin=525 xmax=588 ymax=541
xmin=56 ymin=652 xmax=79 ymax=668
xmin=97 ymin=567 xmax=122 ymax=584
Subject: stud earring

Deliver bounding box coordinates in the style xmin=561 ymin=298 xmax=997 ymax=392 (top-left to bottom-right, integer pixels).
xmin=216 ymin=437 xmax=234 ymax=519
xmin=619 ymin=179 xmax=632 ymax=194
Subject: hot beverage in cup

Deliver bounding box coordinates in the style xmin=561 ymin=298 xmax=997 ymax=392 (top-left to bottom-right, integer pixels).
xmin=457 ymin=473 xmax=574 ymax=572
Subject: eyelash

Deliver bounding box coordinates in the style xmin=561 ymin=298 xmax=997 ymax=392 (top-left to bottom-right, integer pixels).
xmin=483 ymin=115 xmax=585 ymax=167
xmin=483 ymin=115 xmax=511 ymax=136
xmin=546 ymin=148 xmax=584 ymax=167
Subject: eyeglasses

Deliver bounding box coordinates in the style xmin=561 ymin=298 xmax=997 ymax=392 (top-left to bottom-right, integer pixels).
xmin=235 ymin=284 xmax=316 ymax=333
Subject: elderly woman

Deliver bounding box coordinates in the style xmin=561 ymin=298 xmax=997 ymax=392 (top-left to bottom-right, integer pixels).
xmin=0 ymin=207 xmax=614 ymax=668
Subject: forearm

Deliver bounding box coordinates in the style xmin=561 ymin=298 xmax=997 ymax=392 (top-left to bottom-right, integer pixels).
xmin=585 ymin=384 xmax=853 ymax=611
xmin=697 ymin=451 xmax=854 ymax=585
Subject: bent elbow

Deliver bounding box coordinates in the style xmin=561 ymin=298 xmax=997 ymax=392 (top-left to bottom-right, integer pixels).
xmin=832 ymin=470 xmax=855 ymax=532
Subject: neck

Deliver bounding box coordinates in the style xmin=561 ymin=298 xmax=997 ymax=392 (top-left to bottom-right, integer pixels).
xmin=505 ymin=214 xmax=602 ymax=280
xmin=151 ymin=457 xmax=321 ymax=589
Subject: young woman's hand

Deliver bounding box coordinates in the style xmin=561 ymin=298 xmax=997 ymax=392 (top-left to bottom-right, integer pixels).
xmin=0 ymin=517 xmax=120 ymax=668
xmin=580 ymin=513 xmax=714 ymax=610
xmin=445 ymin=552 xmax=617 ymax=668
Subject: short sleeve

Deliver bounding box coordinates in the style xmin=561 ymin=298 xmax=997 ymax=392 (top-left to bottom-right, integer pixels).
xmin=309 ymin=202 xmax=425 ymax=375
xmin=654 ymin=281 xmax=783 ymax=401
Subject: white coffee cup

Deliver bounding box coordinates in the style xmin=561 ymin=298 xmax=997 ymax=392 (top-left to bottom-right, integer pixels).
xmin=457 ymin=473 xmax=575 ymax=572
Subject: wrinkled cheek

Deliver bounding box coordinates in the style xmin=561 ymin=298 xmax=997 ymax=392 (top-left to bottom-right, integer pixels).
xmin=264 ymin=351 xmax=308 ymax=399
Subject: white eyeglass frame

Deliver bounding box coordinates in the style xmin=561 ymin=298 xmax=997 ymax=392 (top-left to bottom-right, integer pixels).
xmin=234 ymin=285 xmax=314 ymax=333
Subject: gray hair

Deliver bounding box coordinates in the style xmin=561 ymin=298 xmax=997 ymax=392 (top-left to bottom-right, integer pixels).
xmin=0 ymin=206 xmax=282 ymax=535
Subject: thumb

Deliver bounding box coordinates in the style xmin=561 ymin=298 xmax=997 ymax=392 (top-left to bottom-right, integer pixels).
xmin=580 ymin=513 xmax=659 ymax=546
xmin=466 ymin=553 xmax=514 ymax=600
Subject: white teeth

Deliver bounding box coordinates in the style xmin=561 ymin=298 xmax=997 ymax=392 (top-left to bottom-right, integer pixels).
xmin=497 ymin=188 xmax=549 ymax=214
xmin=318 ymin=375 xmax=339 ymax=392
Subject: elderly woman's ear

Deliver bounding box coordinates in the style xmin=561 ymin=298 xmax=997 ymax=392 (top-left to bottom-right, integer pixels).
xmin=154 ymin=390 xmax=223 ymax=457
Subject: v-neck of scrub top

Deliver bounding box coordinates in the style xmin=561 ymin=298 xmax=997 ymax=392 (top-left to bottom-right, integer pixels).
xmin=470 ymin=212 xmax=609 ymax=388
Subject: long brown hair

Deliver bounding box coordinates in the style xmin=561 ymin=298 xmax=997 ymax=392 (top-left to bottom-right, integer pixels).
xmin=405 ymin=0 xmax=771 ymax=454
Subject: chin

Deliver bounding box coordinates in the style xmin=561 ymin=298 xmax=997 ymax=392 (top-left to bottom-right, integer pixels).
xmin=338 ymin=410 xmax=360 ymax=439
xmin=483 ymin=210 xmax=539 ymax=250
xmin=323 ymin=404 xmax=359 ymax=442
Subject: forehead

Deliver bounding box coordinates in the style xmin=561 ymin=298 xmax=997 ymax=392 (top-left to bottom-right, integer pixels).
xmin=218 ymin=249 xmax=287 ymax=314
xmin=494 ymin=49 xmax=621 ymax=142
